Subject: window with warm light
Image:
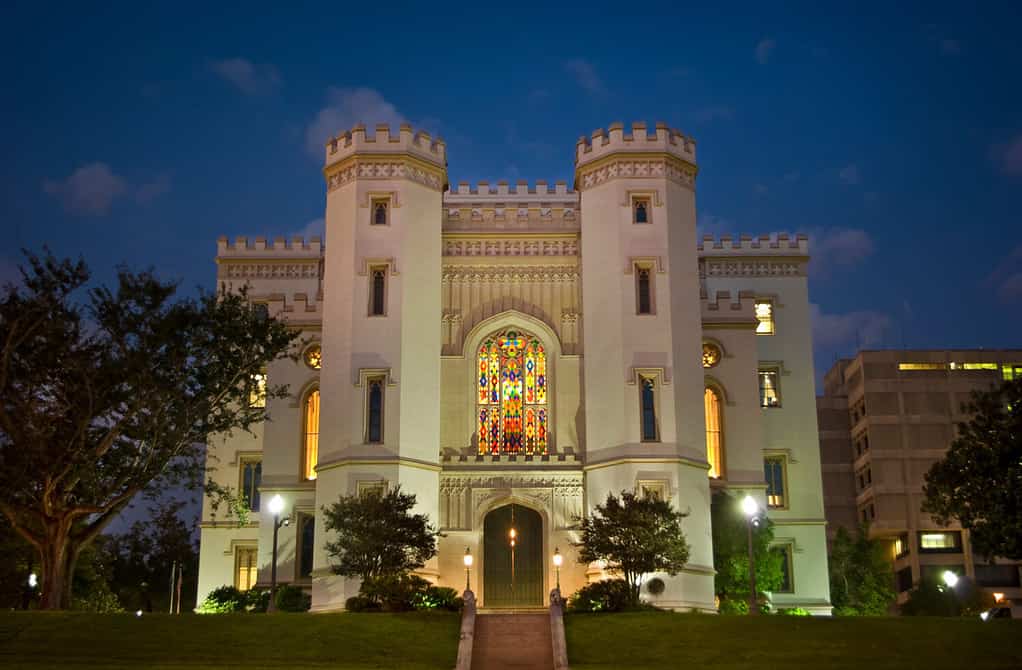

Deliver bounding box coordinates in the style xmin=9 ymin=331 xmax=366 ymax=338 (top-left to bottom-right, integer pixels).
xmin=704 ymin=387 xmax=723 ymax=478
xmin=702 ymin=342 xmax=721 ymax=368
xmin=249 ymin=371 xmax=267 ymax=408
xmin=949 ymin=362 xmax=997 ymax=371
xmin=1002 ymin=364 xmax=1022 ymax=380
xmin=898 ymin=362 xmax=945 ymax=371
xmin=918 ymin=531 xmax=962 ymax=553
xmin=754 ymin=300 xmax=774 ymax=335
xmin=357 ymin=480 xmax=386 ymax=497
xmin=302 ymin=389 xmax=320 ymax=480
xmin=239 ymin=458 xmax=262 ymax=512
xmin=477 ymin=329 xmax=549 ymax=454
xmin=759 ymin=368 xmax=781 ymax=407
xmin=234 ymin=546 xmax=258 ymax=591
xmin=764 ymin=456 xmax=787 ymax=508
xmin=303 ymin=344 xmax=322 ymax=370
xmin=365 ymin=376 xmax=385 ymax=444
xmin=637 ymin=479 xmax=668 ymax=501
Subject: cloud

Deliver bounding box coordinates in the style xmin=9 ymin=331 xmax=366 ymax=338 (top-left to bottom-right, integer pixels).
xmin=563 ymin=59 xmax=605 ymax=96
xmin=136 ymin=174 xmax=172 ymax=204
xmin=838 ymin=164 xmax=860 ymax=185
xmin=696 ymin=212 xmax=736 ymax=238
xmin=692 ymin=105 xmax=735 ymax=123
xmin=293 ymin=217 xmax=325 ymax=241
xmin=755 ymin=39 xmax=776 ymax=65
xmin=305 ymin=87 xmax=405 ymax=157
xmin=1000 ymin=273 xmax=1022 ymax=301
xmin=43 ymin=163 xmax=127 ymax=216
xmin=988 ymin=245 xmax=1022 ymax=301
xmin=990 ymin=134 xmax=1022 ymax=177
xmin=941 ymin=39 xmax=961 ymax=55
xmin=210 ymin=58 xmax=281 ymax=95
xmin=811 ymin=303 xmax=891 ymax=350
xmin=809 ymin=228 xmax=874 ymax=277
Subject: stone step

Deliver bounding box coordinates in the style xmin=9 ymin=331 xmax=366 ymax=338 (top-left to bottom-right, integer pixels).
xmin=471 ymin=613 xmax=553 ymax=670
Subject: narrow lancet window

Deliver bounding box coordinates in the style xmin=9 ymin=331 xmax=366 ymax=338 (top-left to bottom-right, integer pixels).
xmin=640 ymin=377 xmax=658 ymax=442
xmin=637 ymin=268 xmax=652 ymax=314
xmin=366 ymin=377 xmax=384 ymax=443
xmin=370 ymin=267 xmax=386 ymax=316
xmin=704 ymin=387 xmax=723 ymax=478
xmin=302 ymin=389 xmax=320 ymax=480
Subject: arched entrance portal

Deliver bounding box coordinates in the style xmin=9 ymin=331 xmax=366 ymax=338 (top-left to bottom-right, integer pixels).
xmin=483 ymin=504 xmax=543 ymax=607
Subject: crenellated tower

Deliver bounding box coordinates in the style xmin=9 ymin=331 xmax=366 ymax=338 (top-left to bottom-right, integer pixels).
xmin=313 ymin=124 xmax=447 ymax=609
xmin=575 ymin=122 xmax=715 ymax=609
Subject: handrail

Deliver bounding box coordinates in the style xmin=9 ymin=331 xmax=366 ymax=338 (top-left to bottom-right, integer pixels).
xmin=454 ymin=589 xmax=477 ymax=670
xmin=549 ymin=588 xmax=570 ymax=670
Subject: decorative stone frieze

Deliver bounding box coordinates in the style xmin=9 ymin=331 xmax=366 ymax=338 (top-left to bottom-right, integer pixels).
xmin=442 ymin=237 xmax=579 ymax=257
xmin=325 ymin=158 xmax=444 ymax=192
xmin=439 ymin=472 xmax=584 ymax=531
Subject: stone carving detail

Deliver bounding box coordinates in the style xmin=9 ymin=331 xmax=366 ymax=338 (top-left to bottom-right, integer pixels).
xmin=699 ymin=259 xmax=806 ymax=278
xmin=220 ymin=262 xmax=322 ymax=280
xmin=578 ymin=158 xmax=696 ymax=191
xmin=443 ymin=238 xmax=579 ymax=257
xmin=327 ymin=159 xmax=443 ymax=192
xmin=442 ymin=265 xmax=579 ymax=282
xmin=439 ymin=473 xmax=584 ymax=531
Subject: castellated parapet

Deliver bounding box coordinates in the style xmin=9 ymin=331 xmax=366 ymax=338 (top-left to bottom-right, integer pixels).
xmin=697 ymin=233 xmax=809 ymax=256
xmin=324 ymin=123 xmax=446 ymax=168
xmin=700 ymin=288 xmax=758 ymax=327
xmin=575 ymin=121 xmax=696 ymax=167
xmin=217 ymin=235 xmax=324 ymax=258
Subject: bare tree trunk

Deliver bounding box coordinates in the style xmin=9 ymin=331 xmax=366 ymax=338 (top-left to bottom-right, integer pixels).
xmin=38 ymin=516 xmax=79 ymax=610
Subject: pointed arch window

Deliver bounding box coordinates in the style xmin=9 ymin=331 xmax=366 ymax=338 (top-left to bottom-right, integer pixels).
xmin=704 ymin=387 xmax=724 ymax=478
xmin=477 ymin=329 xmax=548 ymax=454
xmin=302 ymin=389 xmax=320 ymax=480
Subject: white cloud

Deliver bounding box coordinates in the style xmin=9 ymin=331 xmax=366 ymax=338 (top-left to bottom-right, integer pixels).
xmin=210 ymin=58 xmax=281 ymax=95
xmin=809 ymin=227 xmax=874 ymax=276
xmin=43 ymin=163 xmax=127 ymax=216
xmin=811 ymin=303 xmax=891 ymax=350
xmin=563 ymin=59 xmax=606 ymax=96
xmin=696 ymin=212 xmax=736 ymax=239
xmin=692 ymin=105 xmax=735 ymax=123
xmin=838 ymin=164 xmax=860 ymax=185
xmin=755 ymin=39 xmax=776 ymax=65
xmin=305 ymin=87 xmax=405 ymax=157
xmin=293 ymin=218 xmax=325 ymax=241
xmin=136 ymin=174 xmax=172 ymax=204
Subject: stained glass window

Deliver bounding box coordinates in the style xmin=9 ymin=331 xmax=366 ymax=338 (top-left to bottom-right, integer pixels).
xmin=477 ymin=330 xmax=548 ymax=454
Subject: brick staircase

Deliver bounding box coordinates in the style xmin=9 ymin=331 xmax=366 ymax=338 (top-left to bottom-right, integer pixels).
xmin=471 ymin=613 xmax=553 ymax=670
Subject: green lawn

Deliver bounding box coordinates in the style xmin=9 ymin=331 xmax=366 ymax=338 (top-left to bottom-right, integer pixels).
xmin=0 ymin=611 xmax=460 ymax=670
xmin=565 ymin=611 xmax=1022 ymax=670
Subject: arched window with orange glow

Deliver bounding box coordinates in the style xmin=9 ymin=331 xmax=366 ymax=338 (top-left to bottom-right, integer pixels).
xmin=302 ymin=389 xmax=320 ymax=480
xmin=704 ymin=387 xmax=724 ymax=478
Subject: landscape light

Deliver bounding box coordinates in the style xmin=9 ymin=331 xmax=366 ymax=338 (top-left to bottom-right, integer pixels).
xmin=27 ymin=573 xmax=37 ymax=588
xmin=135 ymin=610 xmax=143 ymax=617
xmin=980 ymin=611 xmax=990 ymax=621
xmin=942 ymin=571 xmax=959 ymax=588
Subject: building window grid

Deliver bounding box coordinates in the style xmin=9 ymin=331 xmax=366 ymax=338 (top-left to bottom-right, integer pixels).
xmin=302 ymin=389 xmax=320 ymax=481
xmin=235 ymin=546 xmax=258 ymax=591
xmin=704 ymin=387 xmax=724 ymax=478
xmin=366 ymin=376 xmax=385 ymax=444
xmin=640 ymin=376 xmax=660 ymax=443
xmin=918 ymin=531 xmax=962 ymax=553
xmin=239 ymin=458 xmax=262 ymax=512
xmin=771 ymin=544 xmax=794 ymax=593
xmin=372 ymin=198 xmax=389 ymax=226
xmin=632 ymin=198 xmax=650 ymax=224
xmin=764 ymin=456 xmax=787 ymax=508
xmin=295 ymin=513 xmax=315 ymax=581
xmin=755 ymin=300 xmax=775 ymax=335
xmin=636 ymin=266 xmax=653 ymax=315
xmin=369 ymin=266 xmax=387 ymax=316
xmin=759 ymin=368 xmax=781 ymax=408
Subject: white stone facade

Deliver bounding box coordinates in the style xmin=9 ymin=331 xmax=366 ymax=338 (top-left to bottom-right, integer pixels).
xmin=197 ymin=121 xmax=832 ymax=614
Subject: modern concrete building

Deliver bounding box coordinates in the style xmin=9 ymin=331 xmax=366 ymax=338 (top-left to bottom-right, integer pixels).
xmin=197 ymin=121 xmax=832 ymax=614
xmin=818 ymin=350 xmax=1022 ymax=605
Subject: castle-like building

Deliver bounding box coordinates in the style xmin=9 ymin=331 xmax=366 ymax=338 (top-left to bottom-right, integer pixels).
xmin=197 ymin=121 xmax=832 ymax=613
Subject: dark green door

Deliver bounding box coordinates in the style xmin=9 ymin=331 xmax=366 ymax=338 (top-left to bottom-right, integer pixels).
xmin=483 ymin=504 xmax=543 ymax=607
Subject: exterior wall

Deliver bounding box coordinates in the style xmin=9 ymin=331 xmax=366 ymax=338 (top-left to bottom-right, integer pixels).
xmin=819 ymin=349 xmax=1022 ymax=607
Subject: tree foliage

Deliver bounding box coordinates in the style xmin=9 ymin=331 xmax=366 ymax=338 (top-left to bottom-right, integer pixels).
xmin=0 ymin=250 xmax=299 ymax=608
xmin=575 ymin=491 xmax=690 ymax=606
xmin=710 ymin=491 xmax=782 ymax=612
xmin=922 ymin=378 xmax=1022 ymax=560
xmin=828 ymin=525 xmax=895 ymax=615
xmin=322 ymin=486 xmax=441 ymax=583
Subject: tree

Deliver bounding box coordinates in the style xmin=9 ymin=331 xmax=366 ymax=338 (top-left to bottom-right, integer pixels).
xmin=828 ymin=525 xmax=895 ymax=615
xmin=922 ymin=378 xmax=1022 ymax=560
xmin=710 ymin=491 xmax=782 ymax=613
xmin=575 ymin=491 xmax=690 ymax=606
xmin=0 ymin=250 xmax=299 ymax=608
xmin=322 ymin=486 xmax=441 ymax=583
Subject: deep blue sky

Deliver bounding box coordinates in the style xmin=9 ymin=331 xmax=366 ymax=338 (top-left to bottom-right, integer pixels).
xmin=2 ymin=0 xmax=1021 ymax=385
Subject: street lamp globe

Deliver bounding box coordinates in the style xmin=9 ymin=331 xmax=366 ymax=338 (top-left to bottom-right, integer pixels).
xmin=463 ymin=547 xmax=473 ymax=568
xmin=942 ymin=570 xmax=959 ymax=588
xmin=741 ymin=495 xmax=759 ymax=518
xmin=267 ymin=494 xmax=285 ymax=516
xmin=552 ymin=548 xmax=563 ymax=568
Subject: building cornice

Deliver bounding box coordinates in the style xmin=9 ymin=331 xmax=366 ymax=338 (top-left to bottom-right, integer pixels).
xmin=324 ymin=153 xmax=446 ymax=192
xmin=574 ymin=152 xmax=698 ymax=192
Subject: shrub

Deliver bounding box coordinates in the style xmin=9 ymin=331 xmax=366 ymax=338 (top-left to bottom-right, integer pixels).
xmin=198 ymin=585 xmax=268 ymax=613
xmin=777 ymin=607 xmax=811 ymax=616
xmin=718 ymin=598 xmax=748 ymax=615
xmin=645 ymin=577 xmax=666 ymax=596
xmin=245 ymin=588 xmax=270 ymax=613
xmin=568 ymin=579 xmax=637 ymax=613
xmin=345 ymin=595 xmax=381 ymax=612
xmin=274 ymin=584 xmax=311 ymax=612
xmin=71 ymin=584 xmax=124 ymax=613
xmin=360 ymin=573 xmax=432 ymax=612
xmin=414 ymin=585 xmax=463 ymax=611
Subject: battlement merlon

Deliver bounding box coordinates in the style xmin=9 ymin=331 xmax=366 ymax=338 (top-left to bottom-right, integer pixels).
xmin=216 ymin=235 xmax=325 ymax=260
xmin=575 ymin=121 xmax=696 ymax=168
xmin=444 ymin=180 xmax=579 ymax=208
xmin=697 ymin=233 xmax=809 ymax=258
xmin=324 ymin=123 xmax=447 ymax=169
xmin=700 ymin=288 xmax=758 ymax=328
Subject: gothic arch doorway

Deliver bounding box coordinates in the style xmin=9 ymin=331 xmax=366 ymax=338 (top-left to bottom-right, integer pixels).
xmin=483 ymin=504 xmax=543 ymax=607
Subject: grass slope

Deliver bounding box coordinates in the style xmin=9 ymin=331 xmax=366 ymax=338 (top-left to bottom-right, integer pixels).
xmin=565 ymin=611 xmax=1022 ymax=670
xmin=0 ymin=611 xmax=460 ymax=670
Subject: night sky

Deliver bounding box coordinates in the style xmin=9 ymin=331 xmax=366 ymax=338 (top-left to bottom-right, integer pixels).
xmin=2 ymin=1 xmax=1021 ymax=389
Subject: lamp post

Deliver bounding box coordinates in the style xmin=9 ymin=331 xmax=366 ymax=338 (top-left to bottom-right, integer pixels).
xmin=266 ymin=494 xmax=290 ymax=614
xmin=464 ymin=547 xmax=473 ymax=592
xmin=741 ymin=495 xmax=760 ymax=615
xmin=552 ymin=547 xmax=563 ymax=593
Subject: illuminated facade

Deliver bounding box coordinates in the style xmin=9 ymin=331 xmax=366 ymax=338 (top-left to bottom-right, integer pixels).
xmin=197 ymin=122 xmax=832 ymax=614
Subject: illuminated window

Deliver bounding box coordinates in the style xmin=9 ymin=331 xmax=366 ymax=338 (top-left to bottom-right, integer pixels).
xmin=759 ymin=368 xmax=781 ymax=408
xmin=702 ymin=342 xmax=722 ymax=369
xmin=765 ymin=456 xmax=787 ymax=508
xmin=372 ymin=198 xmax=389 ymax=225
xmin=771 ymin=545 xmax=794 ymax=593
xmin=302 ymin=389 xmax=320 ymax=480
xmin=949 ymin=362 xmax=998 ymax=371
xmin=357 ymin=480 xmax=387 ymax=497
xmin=239 ymin=458 xmax=262 ymax=512
xmin=893 ymin=535 xmax=909 ymax=559
xmin=755 ymin=300 xmax=774 ymax=335
xmin=369 ymin=266 xmax=387 ymax=316
xmin=477 ymin=330 xmax=549 ymax=454
xmin=636 ymin=266 xmax=654 ymax=315
xmin=637 ymin=479 xmax=668 ymax=501
xmin=640 ymin=376 xmax=659 ymax=442
xmin=704 ymin=387 xmax=724 ymax=478
xmin=235 ymin=546 xmax=258 ymax=591
xmin=365 ymin=376 xmax=385 ymax=444
xmin=296 ymin=513 xmax=315 ymax=580
xmin=898 ymin=362 xmax=945 ymax=371
xmin=1002 ymin=364 xmax=1022 ymax=381
xmin=633 ymin=198 xmax=650 ymax=224
xmin=303 ymin=344 xmax=322 ymax=370
xmin=918 ymin=531 xmax=962 ymax=553
xmin=249 ymin=371 xmax=267 ymax=408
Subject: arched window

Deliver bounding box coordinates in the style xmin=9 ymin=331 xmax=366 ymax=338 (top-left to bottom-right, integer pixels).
xmin=704 ymin=387 xmax=724 ymax=478
xmin=477 ymin=329 xmax=548 ymax=454
xmin=302 ymin=389 xmax=320 ymax=480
